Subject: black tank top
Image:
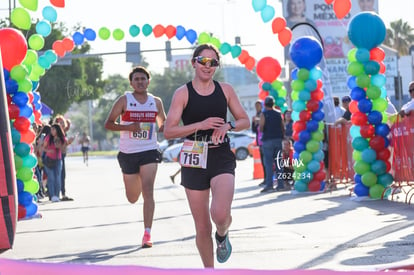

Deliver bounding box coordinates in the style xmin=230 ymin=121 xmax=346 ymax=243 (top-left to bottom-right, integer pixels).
xmin=182 ymin=80 xmax=227 ymax=141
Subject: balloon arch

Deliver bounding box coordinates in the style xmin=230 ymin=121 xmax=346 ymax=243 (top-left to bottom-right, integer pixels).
xmin=0 ymin=0 xmax=393 ymax=222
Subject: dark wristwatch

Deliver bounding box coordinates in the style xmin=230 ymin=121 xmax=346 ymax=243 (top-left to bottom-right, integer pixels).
xmin=227 ymin=121 xmax=236 ymax=131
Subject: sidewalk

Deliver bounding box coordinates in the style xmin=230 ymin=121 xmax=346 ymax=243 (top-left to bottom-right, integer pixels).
xmin=2 ymin=156 xmax=414 ymax=273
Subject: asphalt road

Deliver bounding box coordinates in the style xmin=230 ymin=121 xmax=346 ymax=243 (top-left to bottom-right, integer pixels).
xmin=2 ymin=156 xmax=414 ymax=271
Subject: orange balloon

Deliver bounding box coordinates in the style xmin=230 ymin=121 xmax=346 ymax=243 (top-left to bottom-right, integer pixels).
xmin=62 ymin=37 xmax=75 ymax=52
xmin=50 ymin=0 xmax=65 ymax=8
xmin=370 ymin=47 xmax=385 ymax=61
xmin=258 ymin=90 xmax=269 ymax=100
xmin=245 ymin=57 xmax=256 ymax=71
xmin=333 ymin=0 xmax=351 ymax=20
xmin=379 ymin=62 xmax=386 ymax=74
xmin=271 ymin=17 xmax=286 ymax=34
xmin=52 ymin=40 xmax=65 ymax=57
xmin=278 ymin=27 xmax=292 ymax=47
xmin=256 ymin=56 xmax=281 ymax=82
xmin=325 ymin=0 xmax=334 ymax=4
xmin=238 ymin=50 xmax=249 ymax=64
xmin=153 ymin=24 xmax=165 ymax=38
xmin=165 ymin=25 xmax=176 ymax=39
xmin=20 ymin=129 xmax=36 ymax=144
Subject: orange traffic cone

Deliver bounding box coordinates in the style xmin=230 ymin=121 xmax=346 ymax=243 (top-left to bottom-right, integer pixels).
xmin=252 ymin=146 xmax=264 ymax=179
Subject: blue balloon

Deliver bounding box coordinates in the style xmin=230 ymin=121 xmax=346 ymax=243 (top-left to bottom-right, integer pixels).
xmin=298 ymin=90 xmax=311 ymax=101
xmin=367 ymin=110 xmax=382 ymax=125
xmin=361 ymin=148 xmax=377 ymax=163
xmin=294 ymin=141 xmax=306 ymax=153
xmin=299 ymin=130 xmax=311 ymax=143
xmin=311 ymin=110 xmax=324 ymax=122
xmin=309 ymin=67 xmax=323 ymax=80
xmin=260 ymin=5 xmax=275 ymax=23
xmin=72 ymin=31 xmax=85 ymax=45
xmin=347 ymin=76 xmax=357 ymax=89
xmin=25 ymin=202 xmax=38 ymax=217
xmin=375 ymin=123 xmax=390 ymax=137
xmin=262 ymin=82 xmax=272 ymax=91
xmin=6 ymin=79 xmax=18 ymax=95
xmin=252 ymin=0 xmax=266 ymax=12
xmin=354 ymin=183 xmax=370 ymax=197
xmin=175 ymin=25 xmax=186 ymax=40
xmin=350 ymin=87 xmax=366 ymax=101
xmin=17 ymin=179 xmax=24 ymax=193
xmin=19 ymin=104 xmax=33 ymax=118
xmin=307 ymin=160 xmax=321 ymax=173
xmin=355 ymin=48 xmax=370 ymax=63
xmin=84 ymin=28 xmax=96 ymax=41
xmin=3 ymin=68 xmax=10 ymax=79
xmin=42 ymin=5 xmax=57 ymax=22
xmin=291 ymin=67 xmax=298 ymax=80
xmin=358 ymin=98 xmax=373 ymax=113
xmin=185 ymin=29 xmax=197 ymax=44
xmin=306 ymin=120 xmax=319 ymax=132
xmin=18 ymin=191 xmax=33 ymax=207
xmin=350 ymin=125 xmax=361 ymax=138
xmin=12 ymin=91 xmax=29 ymax=107
xmin=36 ymin=20 xmax=51 ymax=37
xmin=364 ymin=60 xmax=380 ymax=75
xmin=304 ymin=79 xmax=317 ymax=91
xmin=290 ymin=36 xmax=323 ymax=70
xmin=354 ymin=174 xmax=362 ymax=185
xmin=348 ymin=12 xmax=386 ymax=50
xmin=313 ymin=150 xmax=324 ymax=162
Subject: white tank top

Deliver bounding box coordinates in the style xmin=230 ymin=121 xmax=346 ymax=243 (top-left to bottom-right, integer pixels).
xmin=119 ymin=92 xmax=158 ymax=154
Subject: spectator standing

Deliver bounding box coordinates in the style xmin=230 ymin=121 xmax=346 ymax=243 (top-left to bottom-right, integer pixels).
xmin=259 ymin=96 xmax=285 ymax=193
xmin=104 ymin=66 xmax=166 ymax=249
xmin=399 ymin=81 xmax=414 ymax=118
xmin=79 ymin=132 xmax=91 ymax=166
xmin=283 ymin=109 xmax=293 ymax=141
xmin=252 ymin=100 xmax=266 ymax=186
xmin=333 ymin=96 xmax=345 ymax=121
xmin=334 ymin=96 xmax=351 ymax=125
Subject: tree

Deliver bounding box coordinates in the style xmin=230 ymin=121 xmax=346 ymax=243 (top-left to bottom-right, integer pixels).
xmin=384 ymin=19 xmax=414 ymax=56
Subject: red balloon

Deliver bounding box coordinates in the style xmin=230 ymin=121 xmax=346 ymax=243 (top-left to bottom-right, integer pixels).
xmin=313 ymin=169 xmax=326 ymax=181
xmin=351 ymin=112 xmax=368 ymax=126
xmin=20 ymin=129 xmax=36 ymax=144
xmin=245 ymin=57 xmax=256 ymax=71
xmin=369 ymin=135 xmax=386 ymax=151
xmin=165 ymin=25 xmax=177 ymax=39
xmin=299 ymin=110 xmax=311 ymax=121
xmin=360 ymin=124 xmax=375 ymax=138
xmin=8 ymin=104 xmax=20 ymax=119
xmin=271 ymin=17 xmax=286 ymax=34
xmin=292 ymin=131 xmax=299 ymax=141
xmin=278 ymin=28 xmax=292 ymax=47
xmin=377 ymin=148 xmax=391 ymax=161
xmin=62 ymin=37 xmax=75 ymax=52
xmin=50 ymin=0 xmax=65 ymax=8
xmin=256 ymin=57 xmax=281 ymax=82
xmin=52 ymin=40 xmax=66 ymax=57
xmin=370 ymin=47 xmax=385 ymax=62
xmin=152 ymin=24 xmax=165 ymax=38
xmin=333 ymin=0 xmax=351 ymax=19
xmin=18 ymin=205 xmax=27 ymax=220
xmin=258 ymin=90 xmax=268 ymax=100
xmin=308 ymin=179 xmax=321 ymax=192
xmin=0 ymin=28 xmax=28 ymax=71
xmin=310 ymin=89 xmax=324 ymax=100
xmin=349 ymin=100 xmax=359 ymax=113
xmin=13 ymin=116 xmax=31 ymax=132
xmin=238 ymin=50 xmax=250 ymax=64
xmin=306 ymin=99 xmax=320 ymax=112
xmin=293 ymin=121 xmax=307 ymax=132
xmin=316 ymin=79 xmax=323 ymax=90
xmin=385 ymin=160 xmax=391 ymax=172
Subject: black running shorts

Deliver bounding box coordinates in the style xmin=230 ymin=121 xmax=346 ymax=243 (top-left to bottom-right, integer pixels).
xmin=181 ymin=143 xmax=236 ymax=190
xmin=117 ymin=149 xmax=162 ymax=175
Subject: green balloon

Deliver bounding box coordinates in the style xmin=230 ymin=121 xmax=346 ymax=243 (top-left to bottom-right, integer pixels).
xmin=112 ymin=29 xmax=125 ymax=41
xmin=366 ymin=85 xmax=381 ymax=100
xmin=352 ymin=136 xmax=369 ymax=151
xmin=14 ymin=155 xmax=23 ymax=170
xmin=356 ymin=74 xmax=370 ymax=88
xmin=99 ymin=27 xmax=111 ymax=40
xmin=23 ymin=50 xmax=38 ymax=66
xmin=28 ymin=34 xmax=45 ymax=50
xmin=291 ymin=90 xmax=299 ymax=101
xmin=347 ymin=48 xmax=357 ymax=62
xmin=18 ymin=77 xmax=33 ymax=92
xmin=209 ymin=37 xmax=221 ymax=50
xmin=369 ymin=184 xmax=385 ymax=199
xmin=297 ymin=68 xmax=310 ymax=81
xmin=354 ymin=160 xmax=371 ymax=175
xmin=299 ymin=150 xmax=313 ymax=164
xmin=198 ymin=32 xmax=211 ymax=44
xmin=16 ymin=167 xmax=33 ymax=182
xmin=142 ymin=24 xmax=153 ymax=36
xmin=129 ymin=25 xmax=140 ymax=37
xmin=372 ymin=98 xmax=387 ymax=112
xmin=10 ymin=64 xmax=28 ymax=82
xmin=19 ymin=0 xmax=38 ymax=11
xmin=306 ymin=140 xmax=320 ymax=153
xmin=11 ymin=7 xmax=31 ymax=30
xmin=347 ymin=61 xmax=364 ymax=76
xmin=352 ymin=150 xmax=362 ymax=161
xmin=291 ymin=79 xmax=305 ymax=91
xmin=24 ymin=178 xmax=40 ymax=194
xmin=271 ymin=80 xmax=283 ymax=90
xmin=31 ymin=63 xmax=45 ymax=77
xmin=278 ymin=88 xmax=287 ymax=98
xmin=311 ymin=130 xmax=324 ymax=142
xmin=361 ymin=171 xmax=377 ymax=187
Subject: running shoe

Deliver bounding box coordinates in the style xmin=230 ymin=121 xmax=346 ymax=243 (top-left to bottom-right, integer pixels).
xmin=216 ymin=232 xmax=232 ymax=263
xmin=141 ymin=231 xmax=153 ymax=248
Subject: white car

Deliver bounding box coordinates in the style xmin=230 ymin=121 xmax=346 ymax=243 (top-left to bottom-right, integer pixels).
xmin=162 ymin=131 xmax=255 ymax=162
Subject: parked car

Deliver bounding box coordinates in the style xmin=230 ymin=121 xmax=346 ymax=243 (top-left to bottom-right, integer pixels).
xmin=162 ymin=131 xmax=255 ymax=162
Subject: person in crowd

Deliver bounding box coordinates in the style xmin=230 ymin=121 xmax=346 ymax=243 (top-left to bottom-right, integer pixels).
xmin=358 ymin=0 xmax=375 ymax=11
xmin=281 ymin=138 xmax=294 ymax=190
xmin=104 ymin=66 xmax=166 ymax=249
xmin=79 ymin=132 xmax=91 ymax=166
xmin=54 ymin=115 xmax=76 ymax=201
xmin=252 ymin=100 xmax=266 ymax=187
xmin=334 ymin=96 xmax=352 ymax=125
xmin=333 ymin=96 xmax=345 ymax=121
xmin=42 ymin=123 xmax=67 ymax=202
xmin=283 ymin=109 xmax=293 ymax=141
xmin=34 ymin=124 xmax=50 ymax=199
xmin=285 ymin=0 xmax=315 ymax=28
xmin=163 ymin=44 xmax=250 ymax=267
xmin=259 ymin=96 xmax=285 ymax=193
xmin=399 ymin=81 xmax=414 ymax=118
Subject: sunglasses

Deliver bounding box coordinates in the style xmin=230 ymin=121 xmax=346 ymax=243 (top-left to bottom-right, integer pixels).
xmin=193 ymin=56 xmax=219 ymax=67
xmin=410 ymin=88 xmax=414 ymax=93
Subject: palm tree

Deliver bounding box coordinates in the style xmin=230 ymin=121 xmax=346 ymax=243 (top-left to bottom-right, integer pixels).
xmin=384 ymin=19 xmax=414 ymax=56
